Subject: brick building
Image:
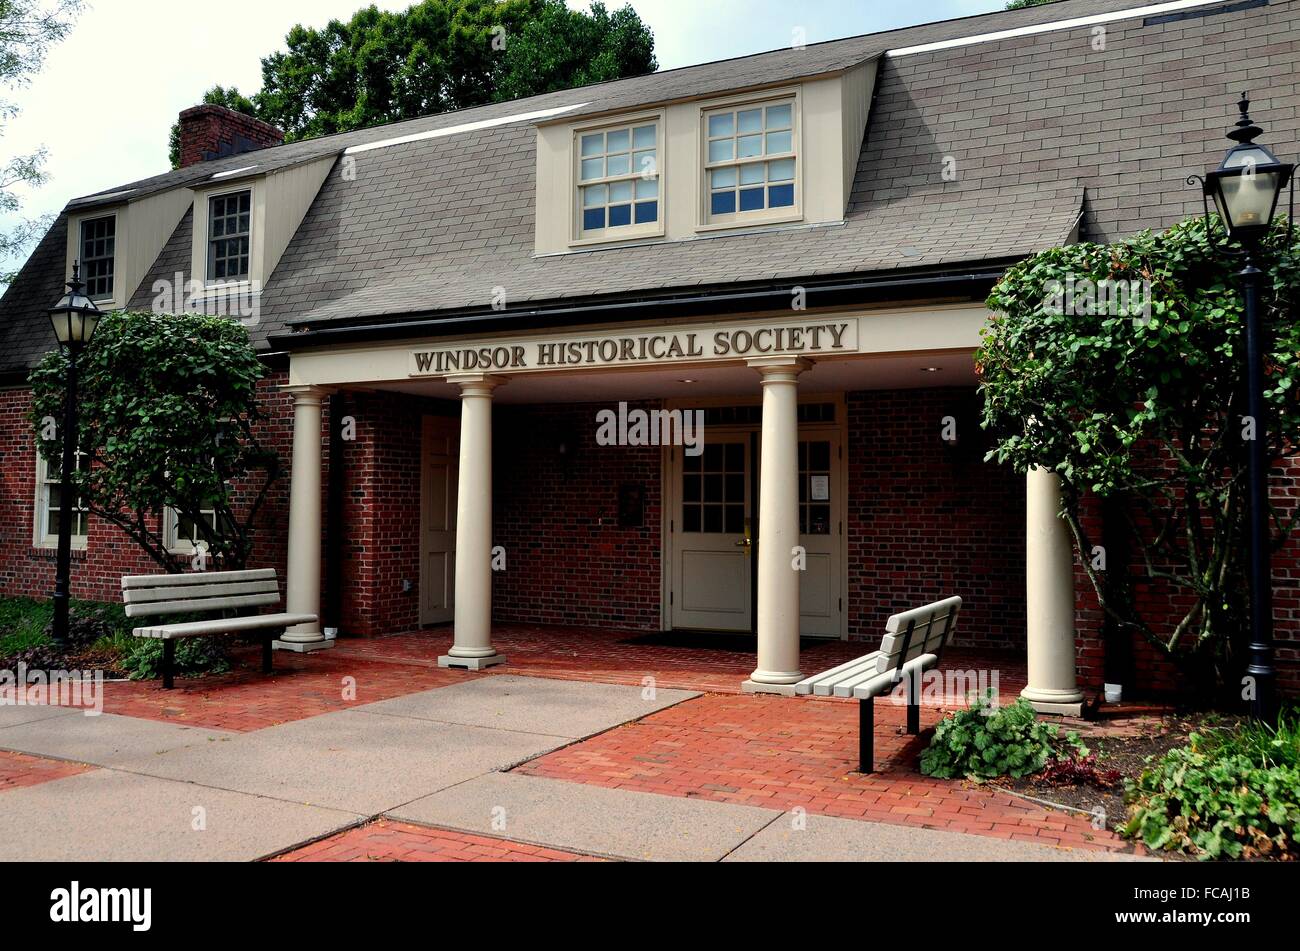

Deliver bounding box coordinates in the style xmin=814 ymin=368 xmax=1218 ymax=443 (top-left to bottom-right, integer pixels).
xmin=2 ymin=0 xmax=1298 ymax=702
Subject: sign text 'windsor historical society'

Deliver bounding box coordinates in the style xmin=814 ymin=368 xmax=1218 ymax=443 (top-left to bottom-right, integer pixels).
xmin=409 ymin=320 xmax=857 ymax=376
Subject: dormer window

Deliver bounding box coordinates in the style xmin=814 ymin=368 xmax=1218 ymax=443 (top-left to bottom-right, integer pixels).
xmin=79 ymin=215 xmax=116 ymax=302
xmin=577 ymin=119 xmax=660 ymax=239
xmin=207 ymin=190 xmax=251 ymax=282
xmin=704 ymin=99 xmax=797 ymax=222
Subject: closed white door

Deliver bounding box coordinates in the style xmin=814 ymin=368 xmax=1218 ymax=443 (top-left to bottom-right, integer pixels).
xmin=420 ymin=416 xmax=458 ymax=626
xmin=670 ymin=435 xmax=753 ymax=632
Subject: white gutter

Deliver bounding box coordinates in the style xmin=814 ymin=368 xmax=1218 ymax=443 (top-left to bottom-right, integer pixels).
xmin=888 ymin=0 xmax=1237 ymax=56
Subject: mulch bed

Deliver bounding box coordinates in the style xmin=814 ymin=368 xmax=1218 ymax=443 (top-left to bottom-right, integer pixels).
xmin=991 ymin=713 xmax=1240 ymax=851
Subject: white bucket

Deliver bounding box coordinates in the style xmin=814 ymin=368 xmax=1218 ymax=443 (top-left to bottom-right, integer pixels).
xmin=1103 ymin=683 xmax=1123 ymax=703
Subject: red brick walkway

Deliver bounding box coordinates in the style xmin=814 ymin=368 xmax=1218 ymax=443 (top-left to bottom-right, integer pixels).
xmin=271 ymin=820 xmax=600 ymax=862
xmin=515 ymin=691 xmax=1139 ymax=854
xmin=0 ymin=750 xmax=95 ymax=792
xmin=96 ymin=649 xmax=473 ymax=732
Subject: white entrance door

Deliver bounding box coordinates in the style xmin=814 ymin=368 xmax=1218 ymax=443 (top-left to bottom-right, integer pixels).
xmin=670 ymin=435 xmax=754 ymax=632
xmin=420 ymin=416 xmax=458 ymax=626
xmin=797 ymin=434 xmax=841 ymax=637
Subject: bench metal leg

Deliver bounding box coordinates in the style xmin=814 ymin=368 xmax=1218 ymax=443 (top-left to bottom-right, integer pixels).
xmin=906 ymin=668 xmax=921 ymax=736
xmin=162 ymin=640 xmax=175 ymax=690
xmin=263 ymin=634 xmax=275 ymax=675
xmin=858 ymin=698 xmax=874 ymax=773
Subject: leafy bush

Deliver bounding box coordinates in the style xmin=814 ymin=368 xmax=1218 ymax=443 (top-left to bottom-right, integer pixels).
xmin=1123 ymin=713 xmax=1300 ymax=859
xmin=978 ymin=215 xmax=1300 ymax=687
xmin=120 ymin=637 xmax=231 ymax=681
xmin=920 ymin=696 xmax=1086 ymax=780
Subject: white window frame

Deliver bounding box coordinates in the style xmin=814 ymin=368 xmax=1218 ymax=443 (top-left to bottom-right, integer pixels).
xmin=205 ymin=188 xmax=253 ymax=285
xmin=699 ymin=92 xmax=802 ymax=230
xmin=77 ymin=213 xmax=118 ymax=304
xmin=164 ymin=506 xmax=220 ymax=556
xmin=33 ymin=450 xmax=89 ymax=550
xmin=571 ymin=111 xmax=665 ymax=246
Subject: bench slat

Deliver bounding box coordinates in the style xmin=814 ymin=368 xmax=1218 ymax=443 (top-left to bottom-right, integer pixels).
xmin=121 ymin=568 xmax=276 ymax=590
xmin=793 ymin=653 xmax=881 ymax=696
xmin=123 ymin=580 xmax=280 ymax=604
xmin=814 ymin=657 xmax=881 ymax=697
xmin=133 ymin=612 xmax=318 ymax=639
xmin=850 ymin=654 xmax=938 ymax=700
xmin=125 ymin=592 xmax=281 ymax=618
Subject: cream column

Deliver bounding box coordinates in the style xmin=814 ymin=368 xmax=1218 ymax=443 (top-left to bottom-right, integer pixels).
xmin=439 ymin=374 xmax=506 ymax=670
xmin=743 ymin=357 xmax=810 ymax=695
xmin=1021 ymin=466 xmax=1085 ymax=715
xmin=276 ymin=384 xmax=333 ymax=652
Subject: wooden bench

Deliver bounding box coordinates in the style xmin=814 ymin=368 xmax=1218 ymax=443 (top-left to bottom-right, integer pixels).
xmin=794 ymin=596 xmax=961 ymax=773
xmin=122 ymin=569 xmax=317 ymax=689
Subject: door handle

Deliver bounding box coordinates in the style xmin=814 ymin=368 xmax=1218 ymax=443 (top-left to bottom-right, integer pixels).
xmin=734 ymin=537 xmax=751 ymax=547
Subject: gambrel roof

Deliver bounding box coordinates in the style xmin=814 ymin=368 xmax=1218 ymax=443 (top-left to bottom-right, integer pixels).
xmin=2 ymin=0 xmax=1296 ymax=373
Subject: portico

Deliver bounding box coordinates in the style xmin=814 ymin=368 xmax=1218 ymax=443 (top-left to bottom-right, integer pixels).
xmin=275 ymin=301 xmax=1084 ymax=707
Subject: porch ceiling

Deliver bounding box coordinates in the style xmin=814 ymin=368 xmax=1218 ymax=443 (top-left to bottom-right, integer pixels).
xmin=366 ymin=350 xmax=977 ymax=404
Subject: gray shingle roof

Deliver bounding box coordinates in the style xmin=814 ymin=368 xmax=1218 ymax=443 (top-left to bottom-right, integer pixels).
xmin=3 ymin=0 xmax=1297 ymax=373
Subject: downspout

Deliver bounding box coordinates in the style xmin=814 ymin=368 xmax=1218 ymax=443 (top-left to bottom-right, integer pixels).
xmin=323 ymin=392 xmax=346 ymax=637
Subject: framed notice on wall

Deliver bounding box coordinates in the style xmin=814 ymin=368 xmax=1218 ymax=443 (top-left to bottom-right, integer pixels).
xmin=810 ymin=475 xmax=829 ymax=501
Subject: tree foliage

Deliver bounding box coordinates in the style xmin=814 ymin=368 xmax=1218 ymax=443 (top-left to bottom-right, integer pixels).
xmin=0 ymin=0 xmax=83 ymax=283
xmin=28 ymin=312 xmax=281 ymax=571
xmin=977 ymin=216 xmax=1300 ymax=687
xmin=168 ymin=0 xmax=656 ymax=166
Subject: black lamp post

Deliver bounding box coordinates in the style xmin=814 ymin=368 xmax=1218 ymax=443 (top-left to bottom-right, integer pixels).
xmin=47 ymin=263 xmax=102 ymax=648
xmin=1196 ymin=94 xmax=1295 ymax=721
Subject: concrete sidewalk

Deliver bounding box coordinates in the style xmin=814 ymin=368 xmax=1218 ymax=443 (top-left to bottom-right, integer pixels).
xmin=0 ymin=676 xmax=1147 ymax=862
xmin=0 ymin=675 xmax=698 ymax=861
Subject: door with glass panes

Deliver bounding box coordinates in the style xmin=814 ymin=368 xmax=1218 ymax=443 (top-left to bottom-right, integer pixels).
xmin=796 ymin=434 xmax=840 ymax=637
xmin=670 ymin=435 xmax=753 ymax=632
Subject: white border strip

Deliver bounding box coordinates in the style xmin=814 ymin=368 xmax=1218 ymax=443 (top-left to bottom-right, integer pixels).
xmin=344 ymin=102 xmax=590 ymax=155
xmin=67 ymin=188 xmax=136 ymax=206
xmin=210 ymin=165 xmax=259 ymax=180
xmin=887 ymin=0 xmax=1235 ymax=56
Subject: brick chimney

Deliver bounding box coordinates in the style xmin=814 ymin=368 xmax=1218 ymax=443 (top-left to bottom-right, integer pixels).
xmin=178 ymin=104 xmax=285 ymax=168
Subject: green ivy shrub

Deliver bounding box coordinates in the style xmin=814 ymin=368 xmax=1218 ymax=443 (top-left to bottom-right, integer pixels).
xmin=121 ymin=637 xmax=231 ymax=681
xmin=919 ymin=696 xmax=1085 ymax=780
xmin=1123 ymin=714 xmax=1300 ymax=859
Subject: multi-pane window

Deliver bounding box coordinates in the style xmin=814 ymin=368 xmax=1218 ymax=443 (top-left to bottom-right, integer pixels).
xmin=79 ymin=216 xmax=116 ymax=301
xmin=798 ymin=440 xmax=832 ymax=536
xmin=39 ymin=451 xmax=90 ymax=542
xmin=168 ymin=507 xmax=219 ymax=551
xmin=578 ymin=122 xmax=660 ymax=236
xmin=705 ymin=101 xmax=796 ymax=219
xmin=682 ymin=442 xmax=746 ymax=535
xmin=207 ymin=191 xmax=251 ymax=281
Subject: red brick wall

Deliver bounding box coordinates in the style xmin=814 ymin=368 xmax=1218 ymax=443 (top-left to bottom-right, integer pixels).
xmin=492 ymin=401 xmax=662 ymax=631
xmin=846 ymin=388 xmax=1026 ymax=649
xmin=0 ymin=372 xmax=292 ymax=602
xmin=332 ymin=390 xmax=442 ymax=637
xmin=1073 ymin=470 xmax=1300 ymax=698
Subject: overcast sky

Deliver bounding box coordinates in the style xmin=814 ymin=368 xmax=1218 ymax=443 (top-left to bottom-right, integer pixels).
xmin=0 ymin=0 xmax=1003 ymax=247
